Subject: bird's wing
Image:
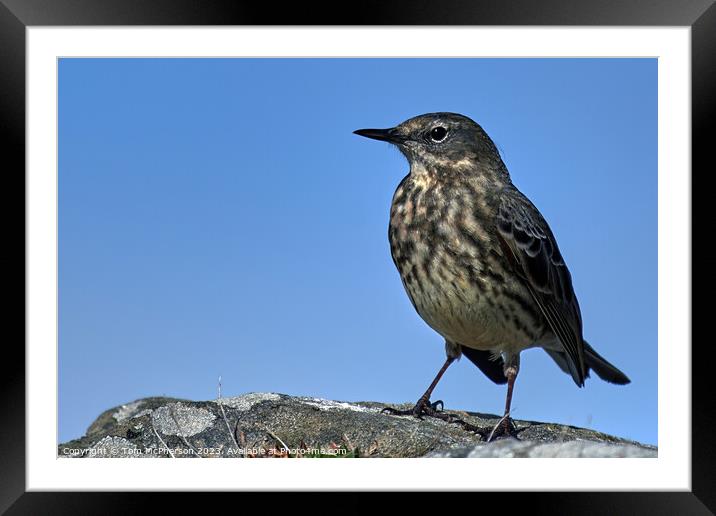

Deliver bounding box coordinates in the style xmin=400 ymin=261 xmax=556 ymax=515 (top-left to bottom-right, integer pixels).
xmin=495 ymin=188 xmax=587 ymax=386
xmin=460 ymin=345 xmax=508 ymax=385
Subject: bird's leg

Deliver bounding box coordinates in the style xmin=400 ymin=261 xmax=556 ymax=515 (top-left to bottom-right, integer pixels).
xmin=488 ymin=354 xmax=520 ymax=441
xmin=382 ymin=357 xmax=455 ymax=418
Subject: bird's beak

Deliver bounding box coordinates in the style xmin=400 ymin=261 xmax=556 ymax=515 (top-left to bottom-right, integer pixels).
xmin=353 ymin=127 xmax=406 ymax=144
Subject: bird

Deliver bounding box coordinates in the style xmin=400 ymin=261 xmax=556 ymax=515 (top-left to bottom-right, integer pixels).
xmin=354 ymin=112 xmax=630 ymax=439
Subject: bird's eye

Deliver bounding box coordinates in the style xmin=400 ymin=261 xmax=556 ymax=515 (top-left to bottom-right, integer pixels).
xmin=430 ymin=126 xmax=448 ymax=142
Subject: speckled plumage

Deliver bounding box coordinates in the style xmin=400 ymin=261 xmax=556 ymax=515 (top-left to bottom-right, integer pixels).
xmin=355 ymin=113 xmax=629 ymax=431
xmin=389 ymin=167 xmax=547 ymax=358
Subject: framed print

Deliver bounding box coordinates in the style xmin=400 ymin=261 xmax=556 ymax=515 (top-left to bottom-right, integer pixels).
xmin=5 ymin=0 xmax=711 ymax=512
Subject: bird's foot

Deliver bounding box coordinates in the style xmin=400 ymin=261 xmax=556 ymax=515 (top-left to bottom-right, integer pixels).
xmin=382 ymin=398 xmax=490 ymax=439
xmin=486 ymin=414 xmax=519 ymax=442
xmin=381 ymin=396 xmax=444 ymax=419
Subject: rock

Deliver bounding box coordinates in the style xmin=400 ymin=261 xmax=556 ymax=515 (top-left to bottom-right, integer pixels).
xmin=58 ymin=393 xmax=656 ymax=458
xmin=427 ymin=439 xmax=656 ymax=458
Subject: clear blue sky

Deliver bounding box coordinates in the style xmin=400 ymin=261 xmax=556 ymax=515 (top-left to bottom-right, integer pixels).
xmin=59 ymin=58 xmax=657 ymax=446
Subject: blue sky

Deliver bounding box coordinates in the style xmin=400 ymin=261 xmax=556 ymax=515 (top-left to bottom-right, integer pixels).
xmin=59 ymin=58 xmax=657 ymax=445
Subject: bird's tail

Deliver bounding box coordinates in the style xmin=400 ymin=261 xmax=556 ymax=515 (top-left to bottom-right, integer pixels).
xmin=544 ymin=340 xmax=630 ymax=385
xmin=582 ymin=340 xmax=631 ymax=385
xmin=545 ymin=340 xmax=631 ymax=385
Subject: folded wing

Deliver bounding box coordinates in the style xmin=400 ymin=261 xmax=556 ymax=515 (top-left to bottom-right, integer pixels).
xmin=496 ymin=188 xmax=587 ymax=386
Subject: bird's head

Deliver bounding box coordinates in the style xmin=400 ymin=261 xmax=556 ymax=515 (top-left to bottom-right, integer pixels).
xmin=354 ymin=112 xmax=506 ymax=177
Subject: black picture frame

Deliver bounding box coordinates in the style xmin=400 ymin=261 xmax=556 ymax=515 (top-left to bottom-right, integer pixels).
xmin=4 ymin=0 xmax=710 ymax=512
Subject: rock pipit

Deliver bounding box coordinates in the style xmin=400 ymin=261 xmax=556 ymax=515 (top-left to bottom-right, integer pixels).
xmin=355 ymin=113 xmax=630 ymax=439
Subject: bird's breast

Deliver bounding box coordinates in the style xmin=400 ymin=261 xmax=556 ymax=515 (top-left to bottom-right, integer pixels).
xmin=388 ymin=177 xmax=543 ymax=351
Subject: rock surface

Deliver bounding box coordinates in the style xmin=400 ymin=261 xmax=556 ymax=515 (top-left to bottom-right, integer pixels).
xmin=58 ymin=393 xmax=656 ymax=458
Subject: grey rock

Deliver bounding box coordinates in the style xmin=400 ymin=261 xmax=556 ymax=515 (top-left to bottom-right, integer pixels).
xmin=58 ymin=393 xmax=656 ymax=458
xmin=219 ymin=392 xmax=282 ymax=411
xmin=151 ymin=403 xmax=216 ymax=437
xmin=87 ymin=436 xmax=144 ymax=458
xmin=427 ymin=439 xmax=656 ymax=458
xmin=112 ymin=400 xmax=145 ymax=422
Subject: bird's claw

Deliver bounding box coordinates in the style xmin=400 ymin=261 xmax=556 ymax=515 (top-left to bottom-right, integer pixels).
xmin=380 ymin=396 xmax=441 ymax=419
xmin=429 ymin=399 xmax=444 ymax=412
xmin=381 ymin=398 xmax=490 ymax=439
xmin=381 ymin=406 xmax=412 ymax=416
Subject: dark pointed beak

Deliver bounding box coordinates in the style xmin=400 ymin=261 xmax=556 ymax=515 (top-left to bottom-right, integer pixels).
xmin=353 ymin=127 xmax=405 ymax=144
